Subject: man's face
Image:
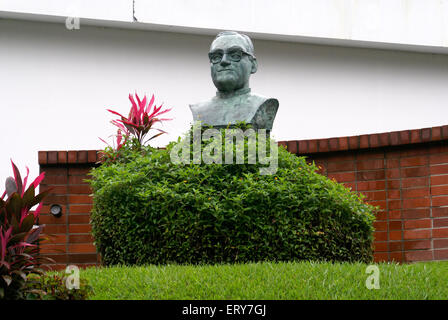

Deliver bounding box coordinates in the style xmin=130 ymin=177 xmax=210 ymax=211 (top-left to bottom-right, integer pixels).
xmin=209 ymin=35 xmax=255 ymax=93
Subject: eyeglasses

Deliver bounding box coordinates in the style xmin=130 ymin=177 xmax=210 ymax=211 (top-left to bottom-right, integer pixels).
xmin=208 ymin=48 xmax=255 ymax=64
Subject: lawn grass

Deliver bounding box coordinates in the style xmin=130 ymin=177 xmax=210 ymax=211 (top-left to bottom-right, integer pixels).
xmin=78 ymin=260 xmax=448 ymax=300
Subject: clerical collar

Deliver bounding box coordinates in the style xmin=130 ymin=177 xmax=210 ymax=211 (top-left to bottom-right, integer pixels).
xmin=216 ymin=88 xmax=251 ymax=99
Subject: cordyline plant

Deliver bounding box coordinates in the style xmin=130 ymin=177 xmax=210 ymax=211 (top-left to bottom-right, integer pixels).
xmin=0 ymin=161 xmax=51 ymax=300
xmin=99 ymin=93 xmax=172 ymax=163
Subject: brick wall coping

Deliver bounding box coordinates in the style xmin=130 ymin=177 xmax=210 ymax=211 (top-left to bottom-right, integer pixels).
xmin=39 ymin=125 xmax=448 ymax=164
xmin=38 ymin=150 xmax=100 ymax=165
xmin=278 ymin=125 xmax=448 ymax=155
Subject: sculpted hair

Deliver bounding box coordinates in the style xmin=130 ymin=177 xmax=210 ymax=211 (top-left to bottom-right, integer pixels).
xmin=214 ymin=31 xmax=255 ymax=55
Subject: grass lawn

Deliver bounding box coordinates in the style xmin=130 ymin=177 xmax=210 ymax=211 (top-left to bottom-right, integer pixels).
xmin=79 ymin=260 xmax=448 ymax=300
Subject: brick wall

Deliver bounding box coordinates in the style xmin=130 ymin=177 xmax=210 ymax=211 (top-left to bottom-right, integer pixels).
xmin=279 ymin=125 xmax=448 ymax=263
xmin=38 ymin=150 xmax=100 ymax=269
xmin=38 ymin=125 xmax=448 ymax=268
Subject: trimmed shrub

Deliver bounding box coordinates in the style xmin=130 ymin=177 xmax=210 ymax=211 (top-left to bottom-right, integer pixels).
xmin=89 ymin=126 xmax=376 ymax=265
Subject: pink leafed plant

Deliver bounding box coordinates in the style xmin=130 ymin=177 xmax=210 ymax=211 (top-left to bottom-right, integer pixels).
xmin=107 ymin=92 xmax=172 ymax=146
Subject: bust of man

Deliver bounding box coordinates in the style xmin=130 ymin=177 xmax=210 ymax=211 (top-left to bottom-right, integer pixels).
xmin=190 ymin=31 xmax=279 ymax=131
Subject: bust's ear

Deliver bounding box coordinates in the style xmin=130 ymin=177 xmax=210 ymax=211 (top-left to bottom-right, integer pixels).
xmin=251 ymin=58 xmax=258 ymax=74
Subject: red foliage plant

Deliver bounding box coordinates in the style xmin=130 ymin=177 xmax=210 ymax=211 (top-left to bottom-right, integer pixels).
xmin=0 ymin=161 xmax=51 ymax=299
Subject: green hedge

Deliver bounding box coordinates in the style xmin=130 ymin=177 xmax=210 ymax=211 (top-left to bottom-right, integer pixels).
xmin=89 ymin=127 xmax=376 ymax=265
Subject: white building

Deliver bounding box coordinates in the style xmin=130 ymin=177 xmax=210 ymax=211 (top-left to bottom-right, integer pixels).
xmin=1 ymin=0 xmax=448 ymax=181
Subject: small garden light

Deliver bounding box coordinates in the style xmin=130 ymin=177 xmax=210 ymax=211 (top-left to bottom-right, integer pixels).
xmin=50 ymin=204 xmax=63 ymax=217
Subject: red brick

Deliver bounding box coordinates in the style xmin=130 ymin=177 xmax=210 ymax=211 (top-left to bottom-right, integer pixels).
xmin=88 ymin=150 xmax=98 ymax=163
xmin=369 ymin=134 xmax=380 ymax=148
xmin=357 ymin=170 xmax=385 ymax=181
xmin=430 ymin=164 xmax=448 ymax=175
xmin=389 ymin=220 xmax=402 ymax=230
xmin=78 ymin=151 xmax=88 ymax=163
xmin=401 ymin=167 xmax=429 ymax=178
xmin=69 ymin=204 xmax=93 ymax=214
xmin=328 ymin=172 xmax=356 ymax=183
xmin=68 ymin=215 xmax=90 ymax=224
xmin=359 ymin=135 xmax=369 ymax=148
xmin=327 ymin=161 xmax=355 ymax=173
xmin=402 ymin=209 xmax=430 ymax=219
xmin=400 ymin=147 xmax=428 ymax=158
xmin=40 ymin=244 xmax=66 ymax=254
xmin=67 ymin=253 xmax=98 ymax=264
xmin=404 ymin=250 xmax=433 ymax=262
xmin=389 ymin=242 xmax=402 ymax=252
xmin=329 ymin=138 xmax=338 ymax=152
xmin=38 ymin=151 xmax=47 ymax=165
xmin=421 ymin=128 xmax=431 ymax=141
xmin=358 ymin=180 xmax=386 ymax=191
xmin=410 ymin=129 xmax=420 ymax=143
xmin=68 ymin=195 xmax=92 ymax=205
xmin=432 ymin=127 xmax=442 ymax=141
xmin=386 ymin=159 xmax=400 ymax=169
xmin=69 ymin=224 xmax=92 ymax=234
xmin=68 ymin=151 xmax=77 ymax=164
xmin=432 ymin=196 xmax=448 ymax=207
xmin=376 ymin=211 xmax=389 ymax=220
xmin=400 ymin=156 xmax=428 ymax=167
xmin=41 ymin=254 xmax=68 ymax=264
xmin=429 ymin=145 xmax=448 ymax=154
xmin=390 ymin=252 xmax=404 ymax=262
xmin=318 ymin=139 xmax=329 ymax=152
xmin=390 ymin=131 xmax=400 ymax=145
xmin=42 ymin=194 xmax=67 ymax=206
xmin=57 ymin=151 xmax=67 ymax=164
xmin=39 ymin=214 xmax=65 ymax=225
xmin=338 ymin=137 xmax=348 ymax=151
xmin=374 ymin=242 xmax=388 ymax=252
xmin=373 ymin=253 xmax=388 ymax=262
xmin=41 ymin=234 xmax=67 ymax=244
xmin=362 ymin=191 xmax=386 ymax=201
xmin=402 ymin=188 xmax=429 ymax=199
xmin=399 ymin=130 xmax=411 ymax=144
xmin=378 ymin=133 xmax=389 ymax=147
xmin=434 ymin=218 xmax=448 ymax=228
xmin=386 ymin=169 xmax=400 ymax=179
xmin=69 ymin=234 xmax=94 ymax=243
xmin=431 ymin=175 xmax=448 ymax=186
xmin=430 ymin=154 xmax=448 ymax=165
xmin=68 ymin=185 xmax=92 ymax=194
xmin=367 ymin=200 xmax=387 ymax=210
xmin=374 ymin=232 xmax=388 ymax=241
xmin=278 ymin=141 xmax=287 ymax=149
xmin=343 ymin=182 xmax=356 ymax=190
xmin=373 ymin=221 xmax=387 ymax=231
xmin=287 ymin=141 xmax=297 ymax=154
xmin=431 ymin=185 xmax=448 ymax=196
xmin=387 ymin=180 xmax=401 ymax=189
xmin=388 ymin=200 xmax=401 ymax=210
xmin=357 ymin=159 xmax=384 ymax=171
xmin=404 ymin=240 xmax=431 ymax=250
xmin=442 ymin=126 xmax=448 ymax=139
xmin=42 ymin=167 xmax=68 ymax=175
xmin=434 ymin=239 xmax=448 ymax=249
xmin=43 ymin=175 xmax=67 ymax=185
xmin=40 ymin=185 xmax=68 ymax=194
xmin=69 ymin=244 xmax=97 ymax=254
xmin=433 ymin=207 xmax=448 ymax=217
xmin=348 ymin=136 xmax=358 ymax=149
xmin=308 ymin=140 xmax=318 ymax=153
xmin=402 ymin=198 xmax=430 ymax=209
xmin=42 ymin=225 xmax=66 ymax=234
xmin=68 ymin=175 xmax=89 ymax=185
xmin=433 ymin=228 xmax=448 ymax=238
xmin=48 ymin=151 xmax=58 ymax=164
xmin=404 ymin=219 xmax=431 ymax=229
xmin=298 ymin=140 xmax=308 ymax=153
xmin=389 ymin=231 xmax=402 ymax=240
xmin=434 ymin=249 xmax=448 ymax=260
xmin=357 ymin=151 xmax=384 ymax=160
xmin=387 ymin=190 xmax=400 ymax=199
xmin=404 ymin=229 xmax=431 ymax=240
xmin=402 ymin=177 xmax=429 ymax=188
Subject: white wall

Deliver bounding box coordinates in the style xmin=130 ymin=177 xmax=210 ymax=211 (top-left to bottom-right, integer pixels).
xmin=1 ymin=18 xmax=448 ymax=184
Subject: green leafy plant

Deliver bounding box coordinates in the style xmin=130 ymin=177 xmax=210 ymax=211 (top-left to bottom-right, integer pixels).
xmin=0 ymin=161 xmax=51 ymax=299
xmin=26 ymin=273 xmax=93 ymax=300
xmin=89 ymin=125 xmax=377 ymax=266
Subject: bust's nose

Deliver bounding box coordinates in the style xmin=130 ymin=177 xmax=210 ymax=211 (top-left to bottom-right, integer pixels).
xmin=220 ymin=55 xmax=231 ymax=66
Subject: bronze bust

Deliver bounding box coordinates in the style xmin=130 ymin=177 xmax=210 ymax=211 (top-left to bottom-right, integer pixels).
xmin=190 ymin=31 xmax=279 ymax=131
